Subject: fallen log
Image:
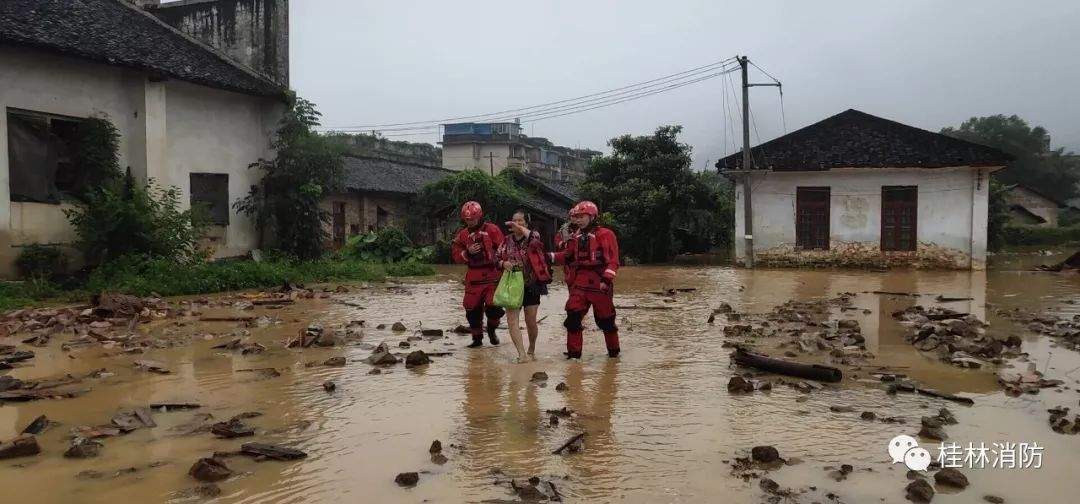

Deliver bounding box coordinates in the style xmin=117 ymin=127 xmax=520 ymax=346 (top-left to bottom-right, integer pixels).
xmin=892 ymin=383 xmax=974 ymax=405
xmin=732 ymin=349 xmax=843 ymax=383
xmin=252 ymin=299 xmax=294 ymax=306
xmin=614 ymin=305 xmax=674 ymax=311
xmin=199 ymin=316 xmax=256 ymax=322
xmin=552 ymin=432 xmax=586 ymax=455
xmin=871 ymin=291 xmax=921 ymax=297
xmin=239 ymin=442 xmax=307 ymax=460
xmin=935 ymin=295 xmax=974 ymax=303
xmin=926 ymin=312 xmax=968 ymax=321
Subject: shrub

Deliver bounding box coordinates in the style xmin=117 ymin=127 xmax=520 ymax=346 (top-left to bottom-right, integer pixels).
xmin=343 ymin=227 xmax=433 ymax=263
xmin=65 ymin=172 xmax=208 ymax=266
xmin=15 ymin=244 xmax=67 ymax=279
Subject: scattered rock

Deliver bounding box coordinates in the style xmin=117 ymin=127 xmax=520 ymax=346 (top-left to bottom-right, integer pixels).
xmin=405 ymin=350 xmax=431 ymax=368
xmin=830 ymin=405 xmax=854 ymax=413
xmin=367 ymin=368 xmax=382 ymax=375
xmin=937 ymin=408 xmax=958 ymax=425
xmin=324 ymin=356 xmax=346 ymax=367
xmin=983 ymin=496 xmax=1005 ymax=504
xmin=906 ymin=478 xmax=935 ymax=502
xmin=239 ymin=443 xmax=307 ymax=460
xmin=531 ymin=372 xmax=548 ymax=382
xmin=211 ymin=418 xmax=255 ymax=439
xmin=727 ymin=376 xmax=754 ymax=394
xmin=64 ymin=438 xmax=103 ymax=458
xmin=395 ymin=471 xmax=419 ymax=487
xmin=919 ymin=425 xmax=947 ymax=441
xmin=429 ymin=440 xmax=442 ymax=454
xmin=20 ymin=415 xmax=51 ymax=435
xmin=189 ymin=457 xmax=232 ymax=482
xmin=392 ymin=322 xmax=408 ymax=332
xmin=421 ymin=329 xmax=444 ymax=337
xmin=934 ymin=467 xmax=969 ymax=489
xmin=323 ymin=380 xmax=336 ymax=392
xmin=555 ymin=382 xmax=568 ymax=392
xmin=431 ymin=453 xmax=448 ymax=465
xmin=365 ymin=343 xmax=400 ymax=366
xmin=133 ymin=359 xmax=170 ymax=374
xmin=861 ymin=411 xmax=877 ymax=421
xmin=760 ymin=477 xmax=780 ymax=493
xmin=0 ymin=434 xmax=40 ymax=459
xmin=398 ymin=341 xmax=411 ymax=348
xmin=751 ymin=445 xmax=781 ymax=464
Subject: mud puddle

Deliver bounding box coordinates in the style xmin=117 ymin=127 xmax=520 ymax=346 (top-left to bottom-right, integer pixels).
xmin=2 ymin=266 xmax=1080 ymax=503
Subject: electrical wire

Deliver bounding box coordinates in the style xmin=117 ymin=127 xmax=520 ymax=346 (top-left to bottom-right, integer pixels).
xmin=322 ymin=57 xmax=737 ymax=130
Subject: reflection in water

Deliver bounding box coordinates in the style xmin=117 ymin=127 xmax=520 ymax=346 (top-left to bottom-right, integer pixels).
xmin=1 ymin=265 xmax=1080 ymax=503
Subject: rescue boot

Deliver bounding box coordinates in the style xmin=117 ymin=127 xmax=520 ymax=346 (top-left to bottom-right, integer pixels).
xmin=564 ymin=351 xmax=582 ymax=359
xmin=467 ymin=336 xmax=484 ymax=348
xmin=487 ymin=326 xmax=500 ymax=345
xmin=607 ymin=348 xmax=620 ymax=358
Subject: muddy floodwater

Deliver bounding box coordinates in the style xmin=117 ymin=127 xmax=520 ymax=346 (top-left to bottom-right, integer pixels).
xmin=3 ymin=263 xmax=1080 ymax=503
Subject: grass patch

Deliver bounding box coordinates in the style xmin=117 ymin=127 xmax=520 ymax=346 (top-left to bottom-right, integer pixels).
xmin=1002 ymin=226 xmax=1080 ymax=246
xmin=0 ymin=257 xmax=436 ymax=310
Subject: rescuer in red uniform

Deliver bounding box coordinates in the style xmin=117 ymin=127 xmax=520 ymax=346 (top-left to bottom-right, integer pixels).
xmin=550 ymin=201 xmax=621 ymax=358
xmin=451 ymin=201 xmax=505 ymax=348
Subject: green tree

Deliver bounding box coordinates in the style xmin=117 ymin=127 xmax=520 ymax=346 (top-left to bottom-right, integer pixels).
xmin=235 ymin=94 xmax=345 ymax=260
xmin=410 ymin=169 xmax=524 ymax=233
xmin=986 ymin=179 xmax=1011 ymax=252
xmin=941 ymin=115 xmax=1079 ymax=202
xmin=580 ymin=125 xmax=724 ymax=263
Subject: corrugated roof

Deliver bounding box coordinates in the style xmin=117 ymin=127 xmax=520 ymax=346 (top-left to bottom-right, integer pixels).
xmin=0 ymin=0 xmax=284 ymax=97
xmin=716 ymin=109 xmax=1012 ymax=172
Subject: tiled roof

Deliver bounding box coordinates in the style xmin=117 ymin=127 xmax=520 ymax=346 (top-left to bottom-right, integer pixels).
xmin=716 ymin=109 xmax=1012 ymax=171
xmin=0 ymin=0 xmax=284 ymax=97
xmin=341 ymin=156 xmax=454 ymax=194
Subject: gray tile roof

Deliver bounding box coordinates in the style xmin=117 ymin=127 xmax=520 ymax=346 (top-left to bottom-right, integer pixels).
xmin=341 ymin=156 xmax=454 ymax=194
xmin=716 ymin=109 xmax=1012 ymax=171
xmin=0 ymin=0 xmax=284 ymax=97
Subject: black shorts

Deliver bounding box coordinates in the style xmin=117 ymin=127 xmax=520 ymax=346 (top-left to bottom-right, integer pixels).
xmin=523 ymin=283 xmax=548 ymax=307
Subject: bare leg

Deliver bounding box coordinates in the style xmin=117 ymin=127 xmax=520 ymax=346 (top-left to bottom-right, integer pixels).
xmin=506 ymin=308 xmax=527 ymax=362
xmin=525 ymin=305 xmax=540 ymax=359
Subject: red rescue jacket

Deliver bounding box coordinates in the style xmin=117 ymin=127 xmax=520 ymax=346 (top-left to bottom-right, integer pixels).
xmin=551 ymin=225 xmax=620 ymax=290
xmin=452 ymin=222 xmax=504 ymax=285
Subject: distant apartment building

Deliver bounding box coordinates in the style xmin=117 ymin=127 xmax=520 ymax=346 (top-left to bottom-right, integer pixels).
xmin=440 ymin=121 xmax=599 ymax=182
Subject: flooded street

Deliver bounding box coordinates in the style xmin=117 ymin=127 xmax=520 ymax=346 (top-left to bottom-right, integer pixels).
xmin=4 ymin=264 xmax=1080 ymax=503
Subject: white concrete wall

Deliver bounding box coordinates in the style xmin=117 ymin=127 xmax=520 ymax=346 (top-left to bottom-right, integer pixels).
xmin=733 ymin=167 xmax=990 ymax=269
xmin=0 ymin=47 xmax=280 ymax=277
xmin=441 ymin=143 xmax=511 ymax=175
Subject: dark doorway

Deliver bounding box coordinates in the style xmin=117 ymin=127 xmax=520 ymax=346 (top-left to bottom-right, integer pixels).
xmin=796 ymin=187 xmax=830 ymax=250
xmin=881 ymin=186 xmax=917 ymax=251
xmin=332 ymin=202 xmax=346 ymax=249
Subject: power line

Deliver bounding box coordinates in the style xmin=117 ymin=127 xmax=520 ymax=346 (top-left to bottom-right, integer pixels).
xmin=321 ymin=57 xmax=738 ymax=131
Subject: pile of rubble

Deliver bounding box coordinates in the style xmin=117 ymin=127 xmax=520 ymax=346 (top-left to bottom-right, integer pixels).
xmin=719 ymin=295 xmax=874 ymax=367
xmin=892 ymin=306 xmax=1021 ymax=369
xmin=995 ymin=306 xmax=1080 ymax=351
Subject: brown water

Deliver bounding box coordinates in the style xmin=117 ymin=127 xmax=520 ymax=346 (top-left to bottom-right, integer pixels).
xmin=3 ymin=264 xmax=1080 ymax=503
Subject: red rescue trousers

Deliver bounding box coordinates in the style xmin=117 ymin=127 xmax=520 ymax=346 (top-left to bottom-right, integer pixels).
xmin=564 ymin=285 xmax=619 ymax=354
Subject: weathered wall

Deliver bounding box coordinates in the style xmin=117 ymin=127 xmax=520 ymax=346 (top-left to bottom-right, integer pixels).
xmin=321 ymin=191 xmax=435 ymax=245
xmin=149 ymin=0 xmax=289 ymax=86
xmin=0 ymin=47 xmax=281 ymax=277
xmin=1005 ymin=186 xmax=1059 ymax=227
xmin=733 ymin=167 xmax=989 ymax=270
xmin=160 ymin=79 xmax=281 ymax=258
xmin=442 ymin=143 xmax=512 ymax=174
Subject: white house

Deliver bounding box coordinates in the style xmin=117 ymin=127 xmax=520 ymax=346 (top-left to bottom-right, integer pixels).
xmin=0 ymin=0 xmax=288 ymax=277
xmin=717 ymin=109 xmax=1012 ymax=270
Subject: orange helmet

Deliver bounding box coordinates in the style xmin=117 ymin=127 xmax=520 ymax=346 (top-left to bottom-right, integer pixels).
xmin=461 ymin=201 xmax=483 ymax=220
xmin=570 ymin=200 xmax=598 ymax=218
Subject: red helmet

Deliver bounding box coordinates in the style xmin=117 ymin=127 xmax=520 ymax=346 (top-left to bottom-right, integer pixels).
xmin=570 ymin=200 xmax=598 ymax=218
xmin=461 ymin=201 xmax=483 ymax=220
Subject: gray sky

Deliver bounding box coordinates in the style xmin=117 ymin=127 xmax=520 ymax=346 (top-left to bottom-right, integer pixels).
xmin=291 ymin=0 xmax=1080 ymax=168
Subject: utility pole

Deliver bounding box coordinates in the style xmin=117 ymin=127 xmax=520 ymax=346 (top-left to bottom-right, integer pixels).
xmin=740 ymin=56 xmax=754 ymax=268
xmin=738 ymin=55 xmax=782 ymax=269
xmin=487 ymin=152 xmax=495 ymax=176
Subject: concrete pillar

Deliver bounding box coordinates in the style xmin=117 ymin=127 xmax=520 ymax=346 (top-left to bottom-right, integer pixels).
xmin=969 ymin=167 xmax=989 ymax=270
xmin=0 ymin=110 xmax=11 ymax=238
xmin=733 ymin=177 xmax=746 ymax=264
xmin=141 ymin=79 xmax=167 ymax=184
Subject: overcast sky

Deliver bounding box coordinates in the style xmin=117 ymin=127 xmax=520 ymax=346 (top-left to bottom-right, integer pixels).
xmin=290 ymin=0 xmax=1080 ymax=168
